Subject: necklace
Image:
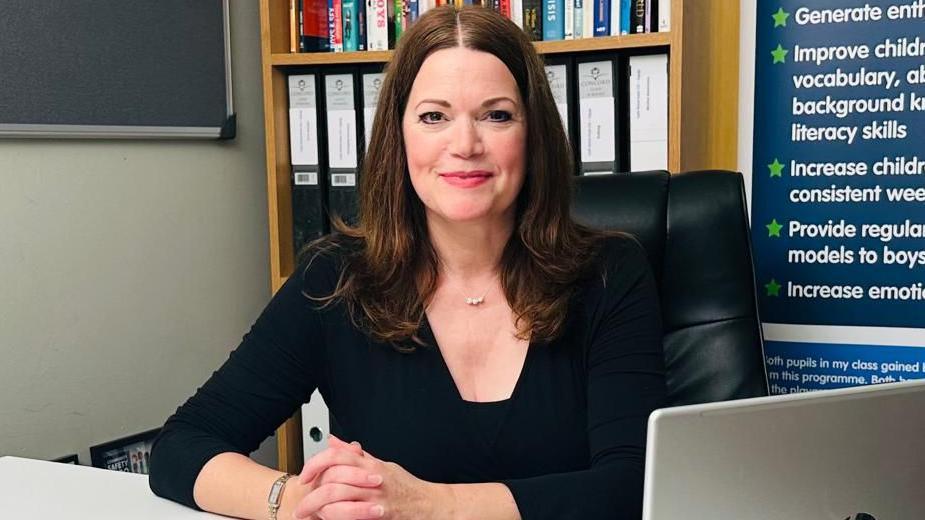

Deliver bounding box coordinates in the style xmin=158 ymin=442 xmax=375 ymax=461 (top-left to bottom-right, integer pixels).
xmin=458 ymin=274 xmax=499 ymax=306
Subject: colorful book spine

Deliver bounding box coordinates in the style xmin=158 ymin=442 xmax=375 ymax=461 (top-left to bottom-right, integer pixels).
xmin=342 ymin=0 xmax=358 ymax=51
xmin=328 ymin=0 xmax=344 ymax=51
xmin=409 ymin=0 xmax=419 ymax=23
xmin=630 ymin=0 xmax=645 ymax=33
xmin=522 ymin=0 xmax=542 ymax=41
xmin=592 ymin=0 xmax=609 ymax=37
xmin=500 ymin=0 xmax=512 ymax=18
xmin=619 ymin=0 xmax=630 ymax=34
xmin=357 ymin=0 xmax=367 ymax=50
xmin=394 ymin=0 xmax=405 ymax=43
xmin=573 ymin=0 xmax=583 ymax=38
xmin=543 ymin=0 xmax=564 ymax=40
xmin=302 ymin=0 xmax=331 ymax=51
xmin=366 ymin=0 xmax=388 ymax=50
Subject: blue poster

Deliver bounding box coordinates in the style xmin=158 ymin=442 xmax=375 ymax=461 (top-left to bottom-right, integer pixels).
xmin=751 ymin=0 xmax=925 ymax=393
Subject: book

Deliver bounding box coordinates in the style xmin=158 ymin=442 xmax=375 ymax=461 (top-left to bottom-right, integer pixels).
xmin=357 ymin=0 xmax=367 ymax=50
xmin=512 ymin=0 xmax=524 ymax=28
xmin=630 ymin=0 xmax=644 ymax=33
xmin=573 ymin=0 xmax=583 ymax=39
xmin=328 ymin=0 xmax=344 ymax=51
xmin=291 ymin=0 xmax=299 ymax=52
xmin=563 ymin=0 xmax=573 ymax=39
xmin=609 ymin=0 xmax=619 ymax=35
xmin=302 ymin=0 xmax=331 ymax=52
xmin=543 ymin=0 xmax=564 ymax=40
xmin=342 ymin=0 xmax=359 ymax=51
xmin=619 ymin=0 xmax=630 ymax=34
xmin=366 ymin=0 xmax=389 ymax=50
xmin=522 ymin=0 xmax=542 ymax=41
xmin=592 ymin=0 xmax=609 ymax=37
xmin=658 ymin=0 xmax=669 ymax=31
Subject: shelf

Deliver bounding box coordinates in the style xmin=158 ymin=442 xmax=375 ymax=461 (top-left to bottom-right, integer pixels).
xmin=534 ymin=32 xmax=670 ymax=54
xmin=270 ymin=33 xmax=670 ymax=66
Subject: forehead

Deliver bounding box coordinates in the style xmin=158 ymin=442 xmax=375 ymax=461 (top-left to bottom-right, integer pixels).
xmin=408 ymin=47 xmax=520 ymax=101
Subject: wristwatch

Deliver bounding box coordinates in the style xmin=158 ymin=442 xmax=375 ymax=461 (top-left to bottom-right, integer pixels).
xmin=267 ymin=473 xmax=294 ymax=520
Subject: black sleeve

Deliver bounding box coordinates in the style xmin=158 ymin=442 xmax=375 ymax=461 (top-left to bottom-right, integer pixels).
xmin=148 ymin=254 xmax=335 ymax=509
xmin=502 ymin=238 xmax=667 ymax=519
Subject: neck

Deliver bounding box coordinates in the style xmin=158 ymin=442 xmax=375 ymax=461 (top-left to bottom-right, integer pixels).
xmin=427 ymin=213 xmax=514 ymax=280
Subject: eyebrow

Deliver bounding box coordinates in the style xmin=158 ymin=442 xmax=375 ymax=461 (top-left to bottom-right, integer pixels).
xmin=414 ymin=97 xmax=518 ymax=110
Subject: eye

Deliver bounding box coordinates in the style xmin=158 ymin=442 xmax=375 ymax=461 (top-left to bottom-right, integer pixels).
xmin=486 ymin=110 xmax=513 ymax=122
xmin=418 ymin=112 xmax=446 ymax=124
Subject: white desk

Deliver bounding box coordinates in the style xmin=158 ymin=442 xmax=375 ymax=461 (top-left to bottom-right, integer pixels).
xmin=0 ymin=456 xmax=228 ymax=518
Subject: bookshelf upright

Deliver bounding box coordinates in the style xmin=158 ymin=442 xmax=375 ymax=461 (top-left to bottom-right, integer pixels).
xmin=259 ymin=0 xmax=740 ymax=472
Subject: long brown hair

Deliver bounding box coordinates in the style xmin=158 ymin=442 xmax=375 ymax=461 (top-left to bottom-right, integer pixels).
xmin=306 ymin=6 xmax=604 ymax=349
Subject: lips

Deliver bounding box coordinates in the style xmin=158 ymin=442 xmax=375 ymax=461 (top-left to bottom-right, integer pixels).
xmin=439 ymin=171 xmax=493 ymax=188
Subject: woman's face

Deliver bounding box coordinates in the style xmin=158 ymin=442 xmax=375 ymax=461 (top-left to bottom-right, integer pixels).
xmin=402 ymin=47 xmax=527 ymax=226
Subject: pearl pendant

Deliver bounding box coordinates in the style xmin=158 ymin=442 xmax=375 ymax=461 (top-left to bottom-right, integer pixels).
xmin=465 ymin=297 xmax=484 ymax=306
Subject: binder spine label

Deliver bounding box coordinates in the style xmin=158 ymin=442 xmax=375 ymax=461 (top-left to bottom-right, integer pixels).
xmin=577 ymin=61 xmax=616 ymax=171
xmin=288 ymin=75 xmax=320 ymax=166
xmin=363 ymin=73 xmax=384 ymax=149
xmin=592 ymin=0 xmax=609 ymax=36
xmin=325 ymin=74 xmax=358 ymax=169
xmin=545 ymin=64 xmax=569 ymax=135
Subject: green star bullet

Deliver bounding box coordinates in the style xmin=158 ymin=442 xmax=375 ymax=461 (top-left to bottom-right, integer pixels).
xmin=772 ymin=7 xmax=790 ymax=27
xmin=765 ymin=278 xmax=782 ymax=297
xmin=771 ymin=44 xmax=788 ymax=64
xmin=767 ymin=219 xmax=783 ymax=237
xmin=768 ymin=158 xmax=784 ymax=178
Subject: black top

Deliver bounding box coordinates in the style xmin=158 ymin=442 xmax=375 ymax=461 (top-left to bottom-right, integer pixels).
xmin=149 ymin=235 xmax=666 ymax=519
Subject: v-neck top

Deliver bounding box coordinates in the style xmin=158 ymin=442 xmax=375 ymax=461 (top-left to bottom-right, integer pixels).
xmin=149 ymin=235 xmax=666 ymax=520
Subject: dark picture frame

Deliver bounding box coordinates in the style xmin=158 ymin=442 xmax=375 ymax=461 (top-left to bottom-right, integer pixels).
xmin=52 ymin=453 xmax=79 ymax=464
xmin=89 ymin=428 xmax=160 ymax=474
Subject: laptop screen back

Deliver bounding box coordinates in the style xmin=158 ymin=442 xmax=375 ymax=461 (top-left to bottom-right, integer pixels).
xmin=643 ymin=379 xmax=925 ymax=520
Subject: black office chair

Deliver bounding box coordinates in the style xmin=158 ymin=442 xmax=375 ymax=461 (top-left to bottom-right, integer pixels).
xmin=572 ymin=170 xmax=768 ymax=406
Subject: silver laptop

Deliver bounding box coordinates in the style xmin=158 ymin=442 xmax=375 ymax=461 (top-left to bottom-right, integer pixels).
xmin=643 ymin=379 xmax=925 ymax=520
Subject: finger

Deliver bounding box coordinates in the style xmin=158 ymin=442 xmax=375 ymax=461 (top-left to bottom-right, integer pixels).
xmin=319 ymin=502 xmax=385 ymax=520
xmin=316 ymin=464 xmax=384 ymax=488
xmin=328 ymin=434 xmax=364 ymax=455
xmin=299 ymin=449 xmax=368 ymax=485
xmin=293 ymin=483 xmax=375 ymax=519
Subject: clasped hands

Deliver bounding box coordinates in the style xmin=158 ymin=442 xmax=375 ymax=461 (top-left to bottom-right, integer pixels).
xmin=292 ymin=435 xmax=449 ymax=520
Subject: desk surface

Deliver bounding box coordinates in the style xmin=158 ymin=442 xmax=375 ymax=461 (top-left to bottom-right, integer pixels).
xmin=0 ymin=456 xmax=228 ymax=518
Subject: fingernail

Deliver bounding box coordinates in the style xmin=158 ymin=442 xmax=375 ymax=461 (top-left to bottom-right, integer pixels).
xmin=370 ymin=505 xmax=385 ymax=517
xmin=367 ymin=474 xmax=383 ymax=485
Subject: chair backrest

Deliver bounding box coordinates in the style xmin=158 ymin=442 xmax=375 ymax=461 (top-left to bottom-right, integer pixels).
xmin=572 ymin=170 xmax=768 ymax=406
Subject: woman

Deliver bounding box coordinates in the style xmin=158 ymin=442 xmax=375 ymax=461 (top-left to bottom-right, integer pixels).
xmin=149 ymin=6 xmax=665 ymax=520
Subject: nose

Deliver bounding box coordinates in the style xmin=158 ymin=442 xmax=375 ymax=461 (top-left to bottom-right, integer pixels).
xmin=447 ymin=118 xmax=484 ymax=158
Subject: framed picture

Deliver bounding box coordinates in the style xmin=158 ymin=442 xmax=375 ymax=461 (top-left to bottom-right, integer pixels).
xmin=52 ymin=454 xmax=79 ymax=464
xmin=89 ymin=428 xmax=160 ymax=474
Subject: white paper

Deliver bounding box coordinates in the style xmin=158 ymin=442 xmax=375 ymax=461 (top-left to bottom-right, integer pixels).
xmin=289 ymin=108 xmax=318 ymax=166
xmin=579 ymin=97 xmax=616 ymax=163
xmin=326 ymin=110 xmax=358 ymax=168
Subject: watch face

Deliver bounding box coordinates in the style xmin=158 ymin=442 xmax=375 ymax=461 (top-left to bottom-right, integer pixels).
xmin=269 ymin=481 xmax=284 ymax=504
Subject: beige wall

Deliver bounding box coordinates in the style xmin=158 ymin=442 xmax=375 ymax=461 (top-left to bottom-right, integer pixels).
xmin=0 ymin=0 xmax=277 ymax=468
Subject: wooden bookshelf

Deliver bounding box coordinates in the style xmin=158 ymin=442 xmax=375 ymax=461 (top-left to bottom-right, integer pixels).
xmin=259 ymin=0 xmax=739 ymax=473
